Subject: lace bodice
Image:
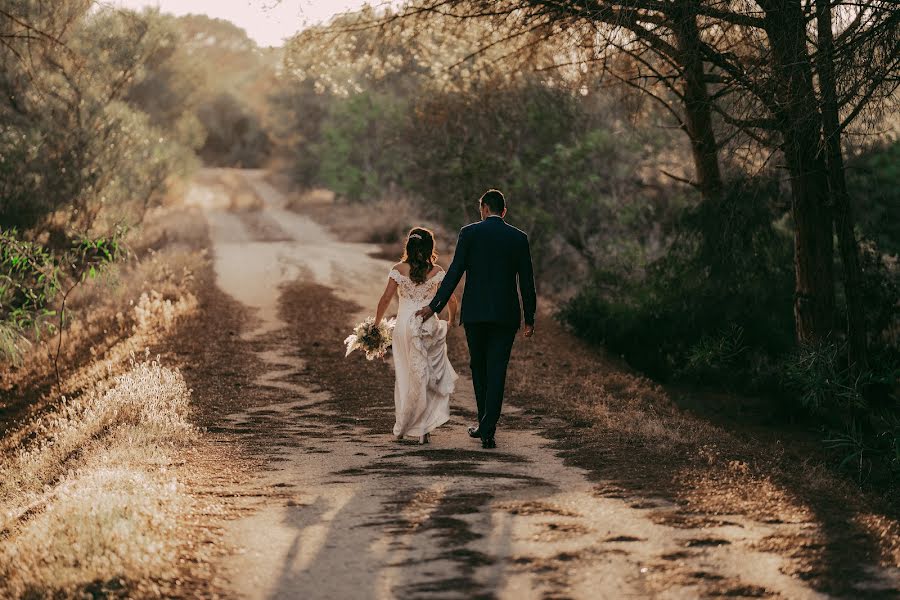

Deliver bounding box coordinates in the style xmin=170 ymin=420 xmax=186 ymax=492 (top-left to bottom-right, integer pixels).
xmin=389 ymin=268 xmax=445 ymax=312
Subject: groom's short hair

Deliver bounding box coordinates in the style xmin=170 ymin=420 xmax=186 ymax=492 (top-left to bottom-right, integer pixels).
xmin=480 ymin=189 xmax=505 ymax=214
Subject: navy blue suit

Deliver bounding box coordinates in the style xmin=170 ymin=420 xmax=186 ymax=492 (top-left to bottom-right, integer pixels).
xmin=429 ymin=216 xmax=537 ymax=438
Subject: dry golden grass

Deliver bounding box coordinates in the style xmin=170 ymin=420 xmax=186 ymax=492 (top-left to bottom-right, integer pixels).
xmin=0 ymin=355 xmax=195 ymax=596
xmin=510 ymin=361 xmax=697 ymax=450
xmin=0 ymin=351 xmax=199 ymax=596
xmin=2 ymin=208 xmax=206 ymax=402
xmin=0 ymin=204 xmax=216 ymax=598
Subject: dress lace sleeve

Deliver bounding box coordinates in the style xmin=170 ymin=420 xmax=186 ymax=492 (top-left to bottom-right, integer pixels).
xmin=430 ymin=270 xmax=446 ymax=291
xmin=388 ymin=269 xmax=404 ymax=284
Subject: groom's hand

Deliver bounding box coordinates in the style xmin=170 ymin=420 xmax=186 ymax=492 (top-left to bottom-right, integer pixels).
xmin=523 ymin=324 xmax=535 ymax=338
xmin=416 ymin=306 xmax=435 ymax=321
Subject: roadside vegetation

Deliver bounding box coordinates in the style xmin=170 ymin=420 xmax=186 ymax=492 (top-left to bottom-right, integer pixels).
xmin=0 ymin=200 xmax=213 ymax=596
xmin=0 ymin=4 xmax=272 ymax=596
xmin=1 ymin=352 xmax=196 ymax=596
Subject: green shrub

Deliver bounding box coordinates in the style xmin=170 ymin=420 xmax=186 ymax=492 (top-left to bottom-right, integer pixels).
xmin=560 ymin=178 xmax=795 ymax=389
xmin=857 ymin=239 xmax=900 ymax=350
xmin=847 ymin=141 xmax=900 ymax=256
xmin=0 ymin=5 xmax=200 ymax=362
xmin=782 ymin=340 xmax=899 ymax=482
xmin=315 ymin=91 xmax=409 ymax=202
xmin=781 ymin=341 xmax=872 ymax=415
xmin=0 ymin=229 xmax=125 ymax=361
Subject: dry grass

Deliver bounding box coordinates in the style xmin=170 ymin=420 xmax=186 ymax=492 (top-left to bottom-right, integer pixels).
xmin=1 ymin=207 xmax=206 ymax=423
xmin=509 ymin=359 xmax=697 ymax=450
xmin=0 ymin=203 xmax=221 ymax=598
xmin=1 ymin=353 xmax=194 ymax=497
xmin=0 ymin=355 xmax=195 ymax=596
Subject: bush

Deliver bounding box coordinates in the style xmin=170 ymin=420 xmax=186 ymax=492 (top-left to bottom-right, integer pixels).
xmin=857 ymin=239 xmax=900 ymax=350
xmin=0 ymin=5 xmax=199 ymax=362
xmin=847 ymin=141 xmax=900 ymax=256
xmin=315 ymin=91 xmax=409 ymax=202
xmin=0 ymin=6 xmax=201 ymax=238
xmin=0 ymin=229 xmax=125 ymax=361
xmin=781 ymin=341 xmax=899 ymax=482
xmin=561 ymin=178 xmax=795 ymax=390
xmin=196 ymin=92 xmax=271 ymax=168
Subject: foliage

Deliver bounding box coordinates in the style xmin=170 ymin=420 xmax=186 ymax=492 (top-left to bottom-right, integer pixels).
xmin=782 ymin=341 xmax=899 ymax=483
xmin=0 ymin=231 xmax=60 ymax=357
xmin=0 ymin=228 xmax=126 ymax=361
xmin=166 ymin=14 xmax=277 ymax=167
xmin=782 ymin=341 xmax=872 ymax=415
xmin=856 ymin=239 xmax=900 ymax=350
xmin=276 ymin=23 xmax=684 ymax=291
xmin=0 ymin=4 xmax=198 ymax=363
xmin=0 ymin=5 xmax=202 ymax=237
xmin=561 ymin=178 xmax=796 ymax=389
xmin=117 ymin=11 xmax=278 ymax=168
xmin=681 ymin=325 xmax=751 ymax=385
xmin=315 ymin=90 xmax=409 ymax=202
xmin=282 ymin=6 xmax=560 ymax=97
xmin=196 ymin=92 xmax=271 ymax=167
xmin=562 ymin=172 xmax=899 ymax=484
xmin=847 ymin=141 xmax=900 ymax=257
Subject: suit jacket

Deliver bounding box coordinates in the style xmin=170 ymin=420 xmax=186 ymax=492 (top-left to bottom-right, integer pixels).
xmin=429 ymin=216 xmax=536 ymax=327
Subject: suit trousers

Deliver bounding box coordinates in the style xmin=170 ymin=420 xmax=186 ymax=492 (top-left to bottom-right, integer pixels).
xmin=464 ymin=322 xmax=518 ymax=438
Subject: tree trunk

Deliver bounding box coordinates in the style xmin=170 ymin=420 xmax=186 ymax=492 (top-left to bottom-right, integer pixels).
xmin=762 ymin=0 xmax=836 ymax=344
xmin=786 ymin=156 xmax=835 ymax=344
xmin=815 ymin=0 xmax=868 ymax=370
xmin=670 ymin=1 xmax=723 ymax=202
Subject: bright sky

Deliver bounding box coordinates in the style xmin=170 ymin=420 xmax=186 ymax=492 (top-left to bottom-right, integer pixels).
xmin=107 ymin=0 xmax=374 ymax=47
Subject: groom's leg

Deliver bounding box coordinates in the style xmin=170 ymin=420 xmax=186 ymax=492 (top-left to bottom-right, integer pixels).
xmin=464 ymin=323 xmax=488 ymax=423
xmin=480 ymin=324 xmax=517 ymax=438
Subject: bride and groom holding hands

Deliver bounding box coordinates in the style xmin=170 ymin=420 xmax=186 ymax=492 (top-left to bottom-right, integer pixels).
xmin=373 ymin=189 xmax=537 ymax=449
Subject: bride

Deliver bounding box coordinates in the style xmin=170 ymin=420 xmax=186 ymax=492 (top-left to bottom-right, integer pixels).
xmin=374 ymin=227 xmax=459 ymax=444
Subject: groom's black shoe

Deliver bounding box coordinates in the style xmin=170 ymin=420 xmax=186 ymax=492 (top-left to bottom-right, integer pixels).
xmin=481 ymin=436 xmax=496 ymax=449
xmin=467 ymin=426 xmax=481 ymax=439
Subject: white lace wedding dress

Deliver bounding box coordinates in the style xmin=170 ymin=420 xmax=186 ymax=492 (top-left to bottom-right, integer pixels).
xmin=389 ymin=268 xmax=458 ymax=438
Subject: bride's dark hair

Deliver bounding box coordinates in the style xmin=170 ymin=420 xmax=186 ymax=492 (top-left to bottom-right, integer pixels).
xmin=401 ymin=227 xmax=438 ymax=284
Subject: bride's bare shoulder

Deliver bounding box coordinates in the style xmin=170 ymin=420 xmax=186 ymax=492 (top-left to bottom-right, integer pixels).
xmin=392 ymin=262 xmax=410 ymax=275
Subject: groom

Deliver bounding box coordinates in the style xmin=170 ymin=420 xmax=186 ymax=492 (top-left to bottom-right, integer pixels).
xmin=416 ymin=189 xmax=536 ymax=449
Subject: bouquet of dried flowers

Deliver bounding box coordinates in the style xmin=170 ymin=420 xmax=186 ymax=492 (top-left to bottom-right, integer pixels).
xmin=344 ymin=317 xmax=396 ymax=360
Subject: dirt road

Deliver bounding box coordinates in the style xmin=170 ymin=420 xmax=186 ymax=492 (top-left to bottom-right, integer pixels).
xmin=184 ymin=169 xmax=892 ymax=599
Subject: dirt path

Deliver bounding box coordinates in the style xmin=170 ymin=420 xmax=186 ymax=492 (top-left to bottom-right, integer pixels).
xmin=185 ymin=169 xmax=887 ymax=599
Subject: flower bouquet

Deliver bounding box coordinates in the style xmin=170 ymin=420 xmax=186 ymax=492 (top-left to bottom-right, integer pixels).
xmin=344 ymin=317 xmax=396 ymax=360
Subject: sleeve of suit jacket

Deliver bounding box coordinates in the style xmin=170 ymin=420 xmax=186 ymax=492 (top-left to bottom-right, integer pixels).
xmin=429 ymin=227 xmax=469 ymax=314
xmin=518 ymin=234 xmax=537 ymax=326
